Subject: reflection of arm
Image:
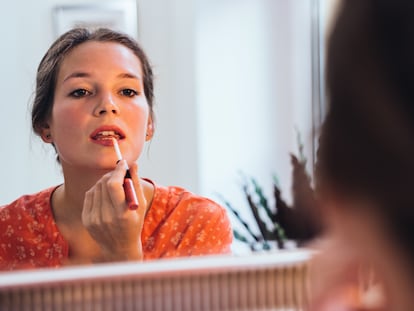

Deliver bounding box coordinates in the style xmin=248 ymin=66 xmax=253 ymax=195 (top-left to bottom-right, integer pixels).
xmin=174 ymin=198 xmax=233 ymax=256
xmin=142 ymin=187 xmax=233 ymax=259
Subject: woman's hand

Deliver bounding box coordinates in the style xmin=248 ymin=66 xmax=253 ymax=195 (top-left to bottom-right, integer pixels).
xmin=82 ymin=160 xmax=147 ymax=262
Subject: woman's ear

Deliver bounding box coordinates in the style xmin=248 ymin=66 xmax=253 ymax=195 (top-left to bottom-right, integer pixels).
xmin=145 ymin=119 xmax=154 ymax=141
xmin=40 ymin=125 xmax=53 ymax=143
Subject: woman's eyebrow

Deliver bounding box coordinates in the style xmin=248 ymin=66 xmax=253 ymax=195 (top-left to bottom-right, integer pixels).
xmin=117 ymin=72 xmax=142 ymax=81
xmin=62 ymin=72 xmax=90 ymax=83
xmin=62 ymin=72 xmax=143 ymax=83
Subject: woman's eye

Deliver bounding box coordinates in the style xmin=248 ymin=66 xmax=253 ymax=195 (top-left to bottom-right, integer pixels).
xmin=70 ymin=89 xmax=90 ymax=98
xmin=121 ymin=89 xmax=138 ymax=97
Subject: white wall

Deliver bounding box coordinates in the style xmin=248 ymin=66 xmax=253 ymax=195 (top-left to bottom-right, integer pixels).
xmin=0 ymin=0 xmax=315 ymax=229
xmin=136 ymin=0 xmax=200 ymax=193
xmin=196 ymin=0 xmax=313 ymax=229
xmin=0 ymin=0 xmax=63 ymax=204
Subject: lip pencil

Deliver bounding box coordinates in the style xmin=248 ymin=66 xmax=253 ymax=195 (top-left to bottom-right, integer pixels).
xmin=111 ymin=138 xmax=139 ymax=210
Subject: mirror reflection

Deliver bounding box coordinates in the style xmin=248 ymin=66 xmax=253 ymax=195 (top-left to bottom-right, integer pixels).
xmin=0 ymin=0 xmax=333 ymax=271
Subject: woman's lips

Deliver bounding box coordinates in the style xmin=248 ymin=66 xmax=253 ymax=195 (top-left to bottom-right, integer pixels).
xmin=90 ymin=126 xmax=126 ymax=146
xmin=93 ymin=130 xmax=121 ymax=140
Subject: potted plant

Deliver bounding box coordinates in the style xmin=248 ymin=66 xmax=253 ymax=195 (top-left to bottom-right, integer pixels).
xmin=219 ymin=135 xmax=322 ymax=251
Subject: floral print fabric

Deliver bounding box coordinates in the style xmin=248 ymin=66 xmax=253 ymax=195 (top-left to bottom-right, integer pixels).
xmin=0 ymin=181 xmax=232 ymax=270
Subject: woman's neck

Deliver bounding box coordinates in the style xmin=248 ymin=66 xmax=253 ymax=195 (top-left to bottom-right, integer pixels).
xmin=52 ymin=166 xmax=112 ymax=224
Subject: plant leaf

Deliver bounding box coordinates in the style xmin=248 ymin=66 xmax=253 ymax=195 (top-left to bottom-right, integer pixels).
xmin=242 ymin=183 xmax=273 ymax=241
xmin=216 ymin=194 xmax=261 ymax=242
xmin=233 ymin=230 xmax=250 ymax=243
xmin=273 ymin=181 xmax=295 ymax=239
xmin=251 ymin=177 xmax=277 ymax=223
xmin=289 ymin=153 xmax=322 ymax=243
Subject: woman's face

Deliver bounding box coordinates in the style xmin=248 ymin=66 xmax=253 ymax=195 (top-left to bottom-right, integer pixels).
xmin=46 ymin=41 xmax=151 ymax=172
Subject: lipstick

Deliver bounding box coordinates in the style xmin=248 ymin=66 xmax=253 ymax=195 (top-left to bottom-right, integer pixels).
xmin=111 ymin=138 xmax=139 ymax=210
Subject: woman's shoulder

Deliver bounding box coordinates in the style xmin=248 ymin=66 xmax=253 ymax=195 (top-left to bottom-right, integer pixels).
xmin=0 ymin=186 xmax=58 ymax=221
xmin=0 ymin=186 xmax=65 ymax=270
xmin=146 ymin=179 xmax=226 ymax=214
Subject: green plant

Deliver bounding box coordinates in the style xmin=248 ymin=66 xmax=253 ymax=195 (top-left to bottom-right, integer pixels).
xmin=219 ymin=133 xmax=322 ymax=251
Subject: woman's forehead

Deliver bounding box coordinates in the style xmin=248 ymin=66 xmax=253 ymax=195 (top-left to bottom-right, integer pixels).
xmin=58 ymin=41 xmax=143 ymax=80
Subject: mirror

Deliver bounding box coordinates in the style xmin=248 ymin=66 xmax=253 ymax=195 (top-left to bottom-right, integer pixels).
xmin=0 ymin=0 xmax=335 ymax=262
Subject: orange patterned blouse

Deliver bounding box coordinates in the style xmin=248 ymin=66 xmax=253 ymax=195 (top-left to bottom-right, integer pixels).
xmin=0 ymin=181 xmax=233 ymax=270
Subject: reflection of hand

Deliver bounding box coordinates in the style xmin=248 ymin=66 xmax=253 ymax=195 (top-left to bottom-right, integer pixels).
xmin=82 ymin=160 xmax=147 ymax=262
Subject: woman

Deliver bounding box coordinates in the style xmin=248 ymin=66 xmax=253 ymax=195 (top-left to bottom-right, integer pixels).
xmin=0 ymin=28 xmax=232 ymax=270
xmin=310 ymin=0 xmax=414 ymax=310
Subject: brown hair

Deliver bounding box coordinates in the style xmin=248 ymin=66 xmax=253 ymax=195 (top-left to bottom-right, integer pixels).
xmin=316 ymin=0 xmax=414 ymax=261
xmin=31 ymin=27 xmax=155 ymax=135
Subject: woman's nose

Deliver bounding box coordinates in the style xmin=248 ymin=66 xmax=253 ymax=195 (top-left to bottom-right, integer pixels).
xmin=93 ymin=94 xmax=120 ymax=116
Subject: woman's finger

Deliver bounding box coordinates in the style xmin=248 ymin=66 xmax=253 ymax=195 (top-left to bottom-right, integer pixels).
xmin=90 ymin=180 xmax=103 ymax=225
xmin=82 ymin=188 xmax=94 ymax=226
xmin=129 ymin=163 xmax=147 ymax=220
xmin=107 ymin=160 xmax=130 ymax=211
xmin=100 ymin=174 xmax=118 ymax=221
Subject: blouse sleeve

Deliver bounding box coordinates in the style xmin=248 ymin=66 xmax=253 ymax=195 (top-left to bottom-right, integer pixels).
xmin=142 ymin=188 xmax=233 ymax=259
xmin=174 ymin=197 xmax=233 ymax=256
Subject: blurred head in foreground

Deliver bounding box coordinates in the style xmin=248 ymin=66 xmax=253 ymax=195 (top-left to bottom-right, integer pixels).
xmin=314 ymin=0 xmax=414 ymax=309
